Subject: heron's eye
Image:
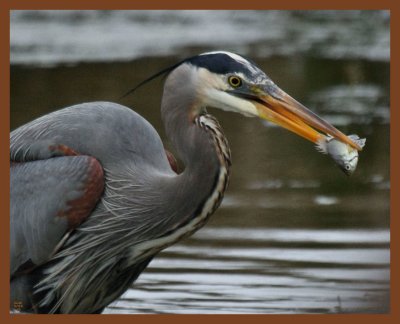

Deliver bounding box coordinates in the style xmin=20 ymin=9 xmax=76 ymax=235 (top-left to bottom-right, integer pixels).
xmin=345 ymin=164 xmax=351 ymax=170
xmin=228 ymin=76 xmax=242 ymax=88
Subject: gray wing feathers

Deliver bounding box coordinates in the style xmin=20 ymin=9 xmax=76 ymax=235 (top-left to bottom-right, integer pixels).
xmin=10 ymin=156 xmax=103 ymax=275
xmin=10 ymin=101 xmax=170 ymax=274
xmin=10 ymin=102 xmax=171 ymax=171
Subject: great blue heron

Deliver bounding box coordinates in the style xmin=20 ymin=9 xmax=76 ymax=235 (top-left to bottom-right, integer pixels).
xmin=10 ymin=51 xmax=360 ymax=314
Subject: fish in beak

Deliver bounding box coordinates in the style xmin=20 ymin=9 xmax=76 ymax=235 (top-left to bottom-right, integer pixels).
xmin=229 ymin=83 xmax=363 ymax=151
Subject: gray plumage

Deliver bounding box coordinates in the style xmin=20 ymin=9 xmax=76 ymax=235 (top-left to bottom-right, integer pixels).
xmin=11 ymin=99 xmax=229 ymax=313
xmin=10 ymin=51 xmax=358 ymax=314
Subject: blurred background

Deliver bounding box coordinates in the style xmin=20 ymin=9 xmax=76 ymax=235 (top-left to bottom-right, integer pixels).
xmin=10 ymin=10 xmax=390 ymax=314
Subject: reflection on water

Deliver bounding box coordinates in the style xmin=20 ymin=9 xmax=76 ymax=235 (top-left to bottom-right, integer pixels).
xmin=10 ymin=10 xmax=390 ymax=65
xmin=103 ymin=227 xmax=389 ymax=314
xmin=10 ymin=10 xmax=390 ymax=314
xmin=310 ymin=84 xmax=389 ymax=126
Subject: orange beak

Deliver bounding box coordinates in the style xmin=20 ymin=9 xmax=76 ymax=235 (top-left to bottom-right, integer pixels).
xmin=246 ymin=85 xmax=362 ymax=151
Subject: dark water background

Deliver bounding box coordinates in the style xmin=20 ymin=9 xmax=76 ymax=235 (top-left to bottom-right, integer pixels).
xmin=10 ymin=10 xmax=390 ymax=313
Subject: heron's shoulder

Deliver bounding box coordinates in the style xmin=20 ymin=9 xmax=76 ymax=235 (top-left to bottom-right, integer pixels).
xmin=68 ymin=101 xmax=157 ymax=135
xmin=10 ymin=101 xmax=169 ymax=171
xmin=60 ymin=101 xmax=144 ymax=121
xmin=12 ymin=101 xmax=152 ymax=138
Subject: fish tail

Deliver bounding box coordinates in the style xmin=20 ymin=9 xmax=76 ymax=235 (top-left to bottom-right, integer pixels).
xmin=315 ymin=137 xmax=329 ymax=154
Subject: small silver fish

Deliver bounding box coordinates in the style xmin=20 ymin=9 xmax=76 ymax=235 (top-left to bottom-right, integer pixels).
xmin=316 ymin=134 xmax=366 ymax=175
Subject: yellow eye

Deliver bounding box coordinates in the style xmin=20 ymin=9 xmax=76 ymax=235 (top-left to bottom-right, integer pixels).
xmin=228 ymin=76 xmax=242 ymax=88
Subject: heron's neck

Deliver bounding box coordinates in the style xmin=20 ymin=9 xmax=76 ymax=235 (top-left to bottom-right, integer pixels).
xmin=165 ymin=111 xmax=230 ymax=174
xmin=161 ymin=91 xmax=231 ymax=237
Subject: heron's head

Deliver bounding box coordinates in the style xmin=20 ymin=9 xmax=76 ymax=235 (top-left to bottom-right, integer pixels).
xmin=166 ymin=51 xmax=361 ymax=150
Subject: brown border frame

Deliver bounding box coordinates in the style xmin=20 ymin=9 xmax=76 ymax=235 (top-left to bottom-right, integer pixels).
xmin=1 ymin=1 xmax=397 ymax=324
